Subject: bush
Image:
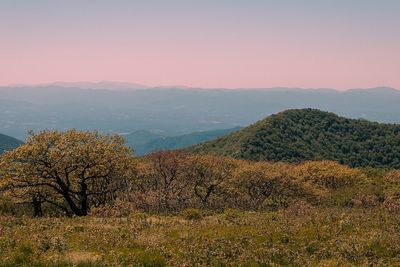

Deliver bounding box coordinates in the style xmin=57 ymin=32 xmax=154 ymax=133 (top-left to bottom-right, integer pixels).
xmin=89 ymin=199 xmax=136 ymax=217
xmin=181 ymin=208 xmax=204 ymax=221
xmin=129 ymin=211 xmax=149 ymax=220
xmin=233 ymin=162 xmax=317 ymax=210
xmin=283 ymin=200 xmax=313 ymax=216
xmin=383 ymin=197 xmax=400 ymax=213
xmin=384 ymin=170 xmax=400 ymax=197
xmin=353 ymin=193 xmax=380 ymax=208
xmin=0 ymin=196 xmax=17 ymax=216
xmin=223 ymin=208 xmax=243 ymax=223
xmin=295 ymin=161 xmax=366 ymax=190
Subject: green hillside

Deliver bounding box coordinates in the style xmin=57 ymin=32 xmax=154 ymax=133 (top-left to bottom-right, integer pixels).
xmin=190 ymin=109 xmax=400 ymax=168
xmin=124 ymin=130 xmax=164 ymax=148
xmin=0 ymin=133 xmax=23 ymax=154
xmin=132 ymin=127 xmax=241 ymax=155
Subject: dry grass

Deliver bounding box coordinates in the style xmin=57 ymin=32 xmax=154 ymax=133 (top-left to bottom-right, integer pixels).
xmin=1 ymin=207 xmax=400 ymax=266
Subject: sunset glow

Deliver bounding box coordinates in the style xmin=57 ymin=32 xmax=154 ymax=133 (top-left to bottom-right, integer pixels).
xmin=1 ymin=0 xmax=399 ymax=89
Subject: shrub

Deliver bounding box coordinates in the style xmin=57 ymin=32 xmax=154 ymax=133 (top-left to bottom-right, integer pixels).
xmin=89 ymin=199 xmax=136 ymax=217
xmin=0 ymin=196 xmax=17 ymax=216
xmin=129 ymin=211 xmax=149 ymax=220
xmin=353 ymin=193 xmax=380 ymax=208
xmin=283 ymin=200 xmax=313 ymax=216
xmin=233 ymin=162 xmax=316 ymax=210
xmin=40 ymin=236 xmax=52 ymax=252
xmin=383 ymin=197 xmax=400 ymax=213
xmin=295 ymin=161 xmax=366 ymax=190
xmin=383 ymin=170 xmax=400 ymax=197
xmin=181 ymin=208 xmax=204 ymax=221
xmin=132 ymin=151 xmax=192 ymax=213
xmin=223 ymin=208 xmax=243 ymax=223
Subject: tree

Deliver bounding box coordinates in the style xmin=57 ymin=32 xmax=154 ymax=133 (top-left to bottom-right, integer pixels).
xmin=133 ymin=151 xmax=191 ymax=211
xmin=233 ymin=162 xmax=313 ymax=210
xmin=0 ymin=130 xmax=135 ymax=216
xmin=293 ymin=161 xmax=365 ymax=190
xmin=186 ymin=155 xmax=238 ymax=208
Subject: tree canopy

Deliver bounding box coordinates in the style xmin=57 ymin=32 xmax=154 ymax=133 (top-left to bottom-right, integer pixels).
xmin=0 ymin=129 xmax=135 ymax=216
xmin=190 ymin=109 xmax=400 ymax=168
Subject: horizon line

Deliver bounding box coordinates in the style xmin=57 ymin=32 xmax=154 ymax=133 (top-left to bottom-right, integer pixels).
xmin=0 ymin=81 xmax=398 ymax=92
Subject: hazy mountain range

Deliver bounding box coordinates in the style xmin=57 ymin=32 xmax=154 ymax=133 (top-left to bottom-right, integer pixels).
xmin=1 ymin=84 xmax=399 ymax=141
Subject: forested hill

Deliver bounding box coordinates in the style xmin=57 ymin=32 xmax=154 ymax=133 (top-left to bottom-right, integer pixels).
xmin=190 ymin=109 xmax=400 ymax=168
xmin=0 ymin=134 xmax=23 ymax=154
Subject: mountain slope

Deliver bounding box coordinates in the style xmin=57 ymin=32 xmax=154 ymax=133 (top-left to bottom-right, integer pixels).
xmin=124 ymin=130 xmax=164 ymax=148
xmin=131 ymin=127 xmax=241 ymax=155
xmin=0 ymin=134 xmax=23 ymax=153
xmin=190 ymin=109 xmax=400 ymax=168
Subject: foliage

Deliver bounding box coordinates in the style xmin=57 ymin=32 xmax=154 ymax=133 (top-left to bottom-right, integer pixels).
xmin=0 ymin=130 xmax=136 ymax=216
xmin=191 ymin=108 xmax=400 ymax=168
xmin=1 ymin=127 xmax=400 ymax=265
xmin=132 ymin=151 xmax=192 ymax=212
xmin=131 ymin=152 xmax=239 ymax=212
xmin=383 ymin=170 xmax=400 ymax=197
xmin=187 ymin=154 xmax=239 ymax=208
xmin=294 ymin=161 xmax=366 ymax=190
xmin=233 ymin=161 xmax=316 ymax=210
xmin=127 ymin=153 xmax=394 ymax=214
xmin=0 ymin=196 xmax=17 ymax=216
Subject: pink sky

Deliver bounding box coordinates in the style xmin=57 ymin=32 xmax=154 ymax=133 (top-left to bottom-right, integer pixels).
xmin=1 ymin=1 xmax=399 ymax=89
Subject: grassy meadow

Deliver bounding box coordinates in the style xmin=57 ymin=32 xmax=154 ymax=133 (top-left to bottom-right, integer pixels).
xmin=1 ymin=207 xmax=400 ymax=266
xmin=1 ymin=130 xmax=400 ymax=266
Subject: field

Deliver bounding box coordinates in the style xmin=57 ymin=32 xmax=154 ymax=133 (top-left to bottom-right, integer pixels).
xmin=1 ymin=129 xmax=400 ymax=266
xmin=1 ymin=207 xmax=400 ymax=266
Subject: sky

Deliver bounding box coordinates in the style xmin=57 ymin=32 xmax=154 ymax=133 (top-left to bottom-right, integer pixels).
xmin=0 ymin=0 xmax=399 ymax=89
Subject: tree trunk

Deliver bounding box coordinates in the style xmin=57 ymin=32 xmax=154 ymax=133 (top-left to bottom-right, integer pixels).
xmin=79 ymin=181 xmax=89 ymax=216
xmin=61 ymin=191 xmax=85 ymax=216
xmin=32 ymin=197 xmax=43 ymax=217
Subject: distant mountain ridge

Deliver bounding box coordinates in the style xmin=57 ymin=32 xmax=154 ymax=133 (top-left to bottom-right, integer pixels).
xmin=1 ymin=86 xmax=400 ymax=140
xmin=190 ymin=109 xmax=400 ymax=168
xmin=49 ymin=81 xmax=149 ymax=90
xmin=0 ymin=134 xmax=23 ymax=154
xmin=6 ymin=81 xmax=149 ymax=90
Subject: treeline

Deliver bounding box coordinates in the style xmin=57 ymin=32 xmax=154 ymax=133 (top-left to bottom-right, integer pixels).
xmin=120 ymin=152 xmax=400 ymax=215
xmin=1 ymin=130 xmax=400 ymax=217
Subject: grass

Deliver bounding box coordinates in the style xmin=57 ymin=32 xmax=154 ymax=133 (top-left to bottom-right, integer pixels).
xmin=1 ymin=207 xmax=400 ymax=266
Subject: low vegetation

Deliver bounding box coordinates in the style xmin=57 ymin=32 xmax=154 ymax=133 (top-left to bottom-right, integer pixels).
xmin=1 ymin=123 xmax=400 ymax=265
xmin=1 ymin=208 xmax=400 ymax=266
